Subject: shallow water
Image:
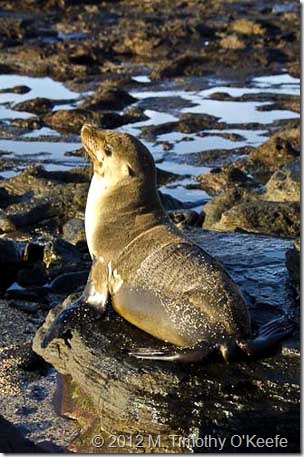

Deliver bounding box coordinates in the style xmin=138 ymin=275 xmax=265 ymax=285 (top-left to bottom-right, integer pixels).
xmin=0 ymin=74 xmax=80 ymax=104
xmin=0 ymin=72 xmax=300 ymax=205
xmin=0 ymin=139 xmax=80 ymax=157
xmin=22 ymin=127 xmax=61 ymax=138
xmin=122 ymin=73 xmax=299 ymax=200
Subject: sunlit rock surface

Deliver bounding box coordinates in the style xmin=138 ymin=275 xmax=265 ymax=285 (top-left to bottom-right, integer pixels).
xmin=33 ymin=230 xmax=300 ymax=453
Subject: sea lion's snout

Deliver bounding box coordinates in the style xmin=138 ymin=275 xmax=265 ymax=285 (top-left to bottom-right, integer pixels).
xmin=81 ymin=123 xmax=96 ymax=139
xmin=81 ymin=123 xmax=107 ymax=163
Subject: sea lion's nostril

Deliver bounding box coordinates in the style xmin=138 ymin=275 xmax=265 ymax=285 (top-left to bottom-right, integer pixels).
xmin=104 ymin=144 xmax=112 ymax=156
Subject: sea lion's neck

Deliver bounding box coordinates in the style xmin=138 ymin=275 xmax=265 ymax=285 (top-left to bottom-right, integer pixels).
xmin=85 ymin=174 xmax=167 ymax=261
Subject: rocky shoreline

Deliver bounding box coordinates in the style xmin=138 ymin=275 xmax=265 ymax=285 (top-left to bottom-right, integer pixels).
xmin=0 ymin=0 xmax=299 ymax=81
xmin=0 ymin=0 xmax=300 ymax=452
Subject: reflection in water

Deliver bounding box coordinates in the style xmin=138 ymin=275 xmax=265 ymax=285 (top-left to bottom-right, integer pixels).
xmin=0 ymin=74 xmax=80 ymax=103
xmin=182 ymin=99 xmax=297 ymax=124
xmin=0 ymin=139 xmax=80 ymax=157
xmin=0 ymin=105 xmax=33 ymax=120
xmin=22 ymin=127 xmax=61 ymax=138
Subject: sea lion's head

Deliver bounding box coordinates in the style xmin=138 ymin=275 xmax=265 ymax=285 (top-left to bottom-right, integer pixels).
xmin=81 ymin=124 xmax=156 ymax=189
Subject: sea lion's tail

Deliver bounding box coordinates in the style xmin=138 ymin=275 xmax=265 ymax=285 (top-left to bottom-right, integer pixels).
xmin=236 ymin=316 xmax=294 ymax=361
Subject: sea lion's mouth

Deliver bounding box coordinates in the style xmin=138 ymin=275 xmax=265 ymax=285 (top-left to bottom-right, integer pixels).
xmin=81 ymin=124 xmax=106 ymax=164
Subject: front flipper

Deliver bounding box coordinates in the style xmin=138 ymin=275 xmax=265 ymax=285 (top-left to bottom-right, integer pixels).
xmin=128 ymin=343 xmax=213 ymax=363
xmin=41 ymin=257 xmax=110 ymax=349
xmin=237 ymin=316 xmax=294 ymax=360
xmin=41 ymin=297 xmax=90 ymax=349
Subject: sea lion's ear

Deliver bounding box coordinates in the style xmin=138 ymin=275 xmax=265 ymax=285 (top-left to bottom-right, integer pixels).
xmin=122 ymin=163 xmax=136 ymax=177
xmin=127 ymin=165 xmax=136 ymax=177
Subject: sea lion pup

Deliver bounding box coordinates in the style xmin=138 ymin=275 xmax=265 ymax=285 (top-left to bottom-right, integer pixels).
xmin=41 ymin=124 xmax=293 ymax=362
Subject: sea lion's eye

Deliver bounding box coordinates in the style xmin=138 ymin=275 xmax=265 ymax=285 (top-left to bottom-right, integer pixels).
xmin=104 ymin=144 xmax=112 ymax=156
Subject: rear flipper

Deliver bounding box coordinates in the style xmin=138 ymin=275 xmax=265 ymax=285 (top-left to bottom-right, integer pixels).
xmin=128 ymin=343 xmax=213 ymax=363
xmin=129 ymin=317 xmax=294 ymax=363
xmin=237 ymin=316 xmax=294 ymax=361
